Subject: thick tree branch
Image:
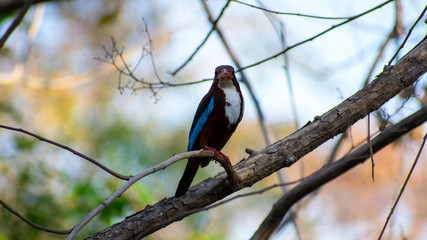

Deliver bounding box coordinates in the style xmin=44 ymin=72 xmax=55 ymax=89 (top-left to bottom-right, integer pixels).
xmin=251 ymin=105 xmax=427 ymax=240
xmin=67 ymin=149 xmax=235 ymax=239
xmin=88 ymin=36 xmax=427 ymax=240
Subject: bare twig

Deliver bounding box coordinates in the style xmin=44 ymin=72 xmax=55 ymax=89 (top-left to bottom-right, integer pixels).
xmin=378 ymin=132 xmax=427 ymax=239
xmin=362 ymin=0 xmax=404 ymax=87
xmin=256 ymin=0 xmax=299 ymax=129
xmin=0 ymin=124 xmax=131 ymax=180
xmin=231 ymin=0 xmax=352 ymax=20
xmin=97 ymin=36 xmax=212 ymax=95
xmin=388 ymin=4 xmax=427 ymax=65
xmin=170 ymin=0 xmax=231 ymax=75
xmin=326 ymin=132 xmax=347 ymax=164
xmin=67 ymin=149 xmax=236 ymax=239
xmin=0 ymin=0 xmax=34 ymax=49
xmin=239 ymin=0 xmax=394 ymax=71
xmin=363 ymin=34 xmax=394 ymax=87
xmin=0 ymin=199 xmax=72 ymax=234
xmin=367 ymin=114 xmax=375 ymax=181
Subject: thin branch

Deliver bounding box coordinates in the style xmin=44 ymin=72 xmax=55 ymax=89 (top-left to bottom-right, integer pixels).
xmin=256 ymin=0 xmax=299 ymax=129
xmin=326 ymin=132 xmax=347 ymax=164
xmin=363 ymin=33 xmax=394 ymax=87
xmin=238 ymin=0 xmax=394 ymax=71
xmin=378 ymin=132 xmax=427 ymax=239
xmin=231 ymin=0 xmax=352 ymax=20
xmin=362 ymin=0 xmax=404 ymax=87
xmin=67 ymin=149 xmax=235 ymax=239
xmin=0 ymin=124 xmax=131 ymax=180
xmin=170 ymin=0 xmax=231 ymax=75
xmin=367 ymin=114 xmax=375 ymax=181
xmin=97 ymin=36 xmax=212 ymax=94
xmin=0 ymin=199 xmax=72 ymax=234
xmin=388 ymin=4 xmax=427 ymax=65
xmin=0 ymin=0 xmax=34 ymax=49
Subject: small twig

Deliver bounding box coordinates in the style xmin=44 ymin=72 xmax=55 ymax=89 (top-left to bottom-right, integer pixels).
xmin=387 ymin=4 xmax=427 ymax=65
xmin=97 ymin=36 xmax=212 ymax=94
xmin=362 ymin=0 xmax=404 ymax=87
xmin=255 ymin=0 xmax=299 ymax=129
xmin=367 ymin=114 xmax=375 ymax=181
xmin=231 ymin=0 xmax=352 ymax=20
xmin=326 ymin=132 xmax=347 ymax=165
xmin=170 ymin=0 xmax=231 ymax=75
xmin=362 ymin=33 xmax=394 ymax=87
xmin=0 ymin=0 xmax=33 ymax=49
xmin=67 ymin=149 xmax=238 ymax=239
xmin=238 ymin=0 xmax=394 ymax=71
xmin=0 ymin=124 xmax=131 ymax=180
xmin=377 ymin=132 xmax=427 ymax=239
xmin=0 ymin=199 xmax=72 ymax=234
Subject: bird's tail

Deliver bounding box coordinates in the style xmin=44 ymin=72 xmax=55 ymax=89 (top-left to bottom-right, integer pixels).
xmin=175 ymin=159 xmax=200 ymax=197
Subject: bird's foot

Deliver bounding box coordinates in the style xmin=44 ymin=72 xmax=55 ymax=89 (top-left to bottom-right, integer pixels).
xmin=203 ymin=146 xmax=230 ymax=165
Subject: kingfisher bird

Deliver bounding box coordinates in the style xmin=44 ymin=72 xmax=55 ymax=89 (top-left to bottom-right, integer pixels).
xmin=175 ymin=65 xmax=244 ymax=197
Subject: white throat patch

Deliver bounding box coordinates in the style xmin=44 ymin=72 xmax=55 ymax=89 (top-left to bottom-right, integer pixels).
xmin=219 ymin=82 xmax=242 ymax=125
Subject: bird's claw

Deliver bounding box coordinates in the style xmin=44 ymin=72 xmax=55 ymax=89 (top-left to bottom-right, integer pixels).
xmin=203 ymin=146 xmax=230 ymax=165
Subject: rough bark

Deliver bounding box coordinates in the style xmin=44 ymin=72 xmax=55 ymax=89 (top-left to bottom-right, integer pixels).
xmin=88 ymin=36 xmax=427 ymax=240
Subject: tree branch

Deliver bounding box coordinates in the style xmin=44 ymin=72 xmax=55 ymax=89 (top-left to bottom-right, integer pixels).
xmin=0 ymin=124 xmax=132 ymax=180
xmin=170 ymin=0 xmax=231 ymax=75
xmin=251 ymin=105 xmax=427 ymax=240
xmin=87 ymin=34 xmax=427 ymax=240
xmin=378 ymin=132 xmax=427 ymax=239
xmin=67 ymin=149 xmax=235 ymax=239
xmin=0 ymin=199 xmax=71 ymax=234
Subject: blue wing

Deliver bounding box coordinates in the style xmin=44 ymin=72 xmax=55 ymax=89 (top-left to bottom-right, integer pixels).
xmin=188 ymin=94 xmax=214 ymax=151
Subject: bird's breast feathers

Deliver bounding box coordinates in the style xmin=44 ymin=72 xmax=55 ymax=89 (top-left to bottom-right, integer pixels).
xmin=218 ymin=83 xmax=243 ymax=126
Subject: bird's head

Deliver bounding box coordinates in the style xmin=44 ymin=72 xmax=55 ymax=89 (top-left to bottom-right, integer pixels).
xmin=214 ymin=65 xmax=236 ymax=82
